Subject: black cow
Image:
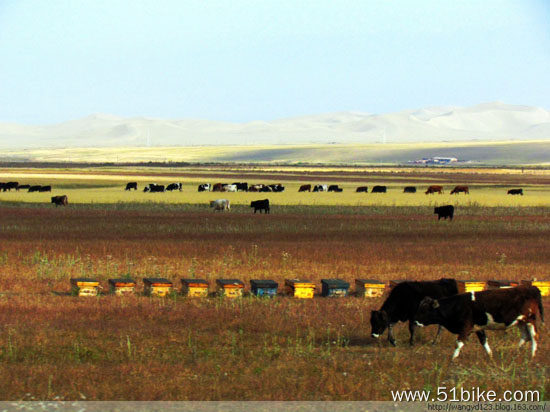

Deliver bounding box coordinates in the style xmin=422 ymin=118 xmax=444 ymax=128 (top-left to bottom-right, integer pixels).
xmin=328 ymin=185 xmax=343 ymax=192
xmin=415 ymin=286 xmax=544 ymax=360
xmin=51 ymin=195 xmax=68 ymax=207
xmin=39 ymin=185 xmax=52 ymax=192
xmin=403 ymin=186 xmax=416 ymax=193
xmin=166 ymin=183 xmax=182 ymax=191
xmin=251 ymin=199 xmax=270 ymax=214
xmin=198 ymin=184 xmax=211 ymax=192
xmin=17 ymin=184 xmax=30 ymax=190
xmin=370 ymin=278 xmax=458 ymax=346
xmin=28 ymin=185 xmax=42 ymax=193
xmin=269 ymin=184 xmax=285 ymax=192
xmin=232 ymin=182 xmax=248 ymax=192
xmin=371 ymin=185 xmax=387 ymax=193
xmin=434 ymin=205 xmax=454 ymax=220
xmin=259 ymin=185 xmax=272 ymax=192
xmin=144 ymin=184 xmax=165 ymax=192
xmin=125 ymin=182 xmax=138 ymax=191
xmin=3 ymin=182 xmax=18 ymax=191
xmin=356 ymin=186 xmax=368 ymax=193
xmin=507 ymin=188 xmax=523 ymax=196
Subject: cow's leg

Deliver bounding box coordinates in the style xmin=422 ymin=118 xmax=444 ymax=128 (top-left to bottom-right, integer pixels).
xmin=476 ymin=331 xmax=492 ymax=357
xmin=526 ymin=323 xmax=538 ymax=358
xmin=518 ymin=323 xmax=530 ymax=348
xmin=432 ymin=325 xmax=443 ymax=345
xmin=452 ymin=340 xmax=465 ymax=360
xmin=387 ymin=323 xmax=397 ymax=346
xmin=408 ymin=320 xmax=416 ymax=346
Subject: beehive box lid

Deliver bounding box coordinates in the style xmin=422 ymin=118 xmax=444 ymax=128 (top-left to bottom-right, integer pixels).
xmin=216 ymin=279 xmax=244 ymax=287
xmin=71 ymin=278 xmax=100 ymax=286
xmin=285 ymin=279 xmax=315 ymax=288
xmin=321 ymin=278 xmax=350 ymax=288
xmin=250 ymin=279 xmax=278 ymax=288
xmin=488 ymin=280 xmax=518 ymax=286
xmin=143 ymin=277 xmax=173 ymax=286
xmin=108 ymin=278 xmax=136 ymax=286
xmin=355 ymin=279 xmax=385 ymax=285
xmin=181 ymin=278 xmax=209 ymax=286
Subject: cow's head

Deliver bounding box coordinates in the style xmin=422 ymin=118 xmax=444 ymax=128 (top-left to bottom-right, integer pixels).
xmin=370 ymin=310 xmax=390 ymax=338
xmin=414 ymin=297 xmax=440 ymax=327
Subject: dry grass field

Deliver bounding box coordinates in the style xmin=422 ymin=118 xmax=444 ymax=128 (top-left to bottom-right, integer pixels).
xmin=0 ymin=166 xmax=548 ymax=400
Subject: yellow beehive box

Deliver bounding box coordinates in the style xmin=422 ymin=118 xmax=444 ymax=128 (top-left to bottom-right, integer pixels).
xmin=355 ymin=279 xmax=386 ymax=298
xmin=521 ymin=280 xmax=550 ymax=297
xmin=216 ymin=279 xmax=244 ymax=298
xmin=108 ymin=278 xmax=136 ymax=295
xmin=285 ymin=279 xmax=315 ymax=299
xmin=70 ymin=278 xmax=100 ymax=297
xmin=143 ymin=278 xmax=173 ymax=297
xmin=181 ymin=279 xmax=209 ymax=297
xmin=488 ymin=280 xmax=519 ymax=289
xmin=457 ymin=280 xmax=487 ymax=294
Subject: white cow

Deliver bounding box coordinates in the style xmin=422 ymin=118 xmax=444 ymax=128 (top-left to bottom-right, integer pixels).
xmin=210 ymin=199 xmax=230 ymax=211
xmin=223 ymin=184 xmax=237 ymax=192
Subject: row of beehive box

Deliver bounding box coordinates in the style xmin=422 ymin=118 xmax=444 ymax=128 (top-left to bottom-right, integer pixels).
xmin=70 ymin=278 xmax=550 ymax=298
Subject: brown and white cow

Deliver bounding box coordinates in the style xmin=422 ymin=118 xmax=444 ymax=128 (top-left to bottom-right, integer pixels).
xmin=414 ymin=286 xmax=544 ymax=360
xmin=425 ymin=185 xmax=443 ymax=194
xmin=450 ymin=185 xmax=469 ymax=194
xmin=298 ymin=184 xmax=311 ymax=192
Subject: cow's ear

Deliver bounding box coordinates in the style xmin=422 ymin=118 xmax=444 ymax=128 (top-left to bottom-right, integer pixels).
xmin=432 ymin=300 xmax=440 ymax=309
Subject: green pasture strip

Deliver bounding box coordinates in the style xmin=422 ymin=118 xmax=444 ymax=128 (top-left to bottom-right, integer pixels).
xmin=1 ymin=201 xmax=548 ymax=216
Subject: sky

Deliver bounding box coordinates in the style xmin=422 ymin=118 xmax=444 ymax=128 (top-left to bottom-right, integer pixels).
xmin=0 ymin=0 xmax=549 ymax=125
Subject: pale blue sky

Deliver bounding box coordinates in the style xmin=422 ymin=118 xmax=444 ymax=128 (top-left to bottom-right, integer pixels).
xmin=0 ymin=0 xmax=548 ymax=124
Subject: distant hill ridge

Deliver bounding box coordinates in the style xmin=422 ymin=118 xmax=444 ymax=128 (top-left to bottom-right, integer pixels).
xmin=0 ymin=102 xmax=548 ymax=148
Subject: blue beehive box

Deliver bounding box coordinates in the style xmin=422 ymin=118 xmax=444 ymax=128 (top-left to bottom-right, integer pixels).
xmin=250 ymin=279 xmax=278 ymax=297
xmin=321 ymin=278 xmax=350 ymax=297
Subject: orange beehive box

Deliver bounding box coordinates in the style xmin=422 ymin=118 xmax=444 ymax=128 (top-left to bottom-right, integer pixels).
xmin=181 ymin=279 xmax=209 ymax=297
xmin=355 ymin=279 xmax=386 ymax=298
xmin=487 ymin=280 xmax=519 ymax=289
xmin=457 ymin=280 xmax=487 ymax=294
xmin=108 ymin=278 xmax=136 ymax=295
xmin=521 ymin=280 xmax=550 ymax=297
xmin=143 ymin=278 xmax=173 ymax=297
xmin=216 ymin=279 xmax=244 ymax=298
xmin=70 ymin=278 xmax=100 ymax=297
xmin=284 ymin=279 xmax=315 ymax=299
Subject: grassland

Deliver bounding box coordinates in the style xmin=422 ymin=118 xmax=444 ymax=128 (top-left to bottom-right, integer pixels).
xmin=0 ymin=166 xmax=548 ymax=400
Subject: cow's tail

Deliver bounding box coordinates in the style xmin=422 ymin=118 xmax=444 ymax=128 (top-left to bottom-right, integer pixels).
xmin=537 ymin=291 xmax=545 ymax=324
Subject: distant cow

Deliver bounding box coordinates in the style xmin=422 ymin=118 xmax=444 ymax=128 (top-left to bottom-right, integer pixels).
xmin=299 ymin=184 xmax=311 ymax=192
xmin=371 ymin=185 xmax=387 ymax=193
xmin=232 ymin=182 xmax=248 ymax=192
xmin=51 ymin=195 xmax=68 ymax=207
xmin=28 ymin=185 xmax=42 ymax=193
xmin=251 ymin=199 xmax=270 ymax=214
xmin=269 ymin=184 xmax=285 ymax=192
xmin=356 ymin=186 xmax=369 ymax=193
xmin=210 ymin=199 xmax=230 ymax=211
xmin=125 ymin=182 xmax=138 ymax=191
xmin=403 ymin=186 xmax=416 ymax=193
xmin=313 ymin=184 xmax=328 ymax=192
xmin=166 ymin=183 xmax=182 ymax=191
xmin=212 ymin=183 xmax=224 ymax=192
xmin=248 ymin=184 xmax=262 ymax=192
xmin=3 ymin=182 xmax=19 ymax=191
xmin=17 ymin=184 xmax=30 ymax=190
xmin=371 ymin=279 xmax=459 ymax=346
xmin=450 ymin=185 xmax=469 ymax=195
xmin=39 ymin=185 xmax=52 ymax=192
xmin=259 ymin=185 xmax=272 ymax=192
xmin=328 ymin=185 xmax=343 ymax=192
xmin=507 ymin=188 xmax=523 ymax=196
xmin=198 ymin=184 xmax=211 ymax=192
xmin=415 ymin=286 xmax=544 ymax=360
xmin=426 ymin=185 xmax=443 ymax=194
xmin=434 ymin=205 xmax=454 ymax=220
xmin=144 ymin=184 xmax=165 ymax=192
xmin=223 ymin=184 xmax=237 ymax=192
